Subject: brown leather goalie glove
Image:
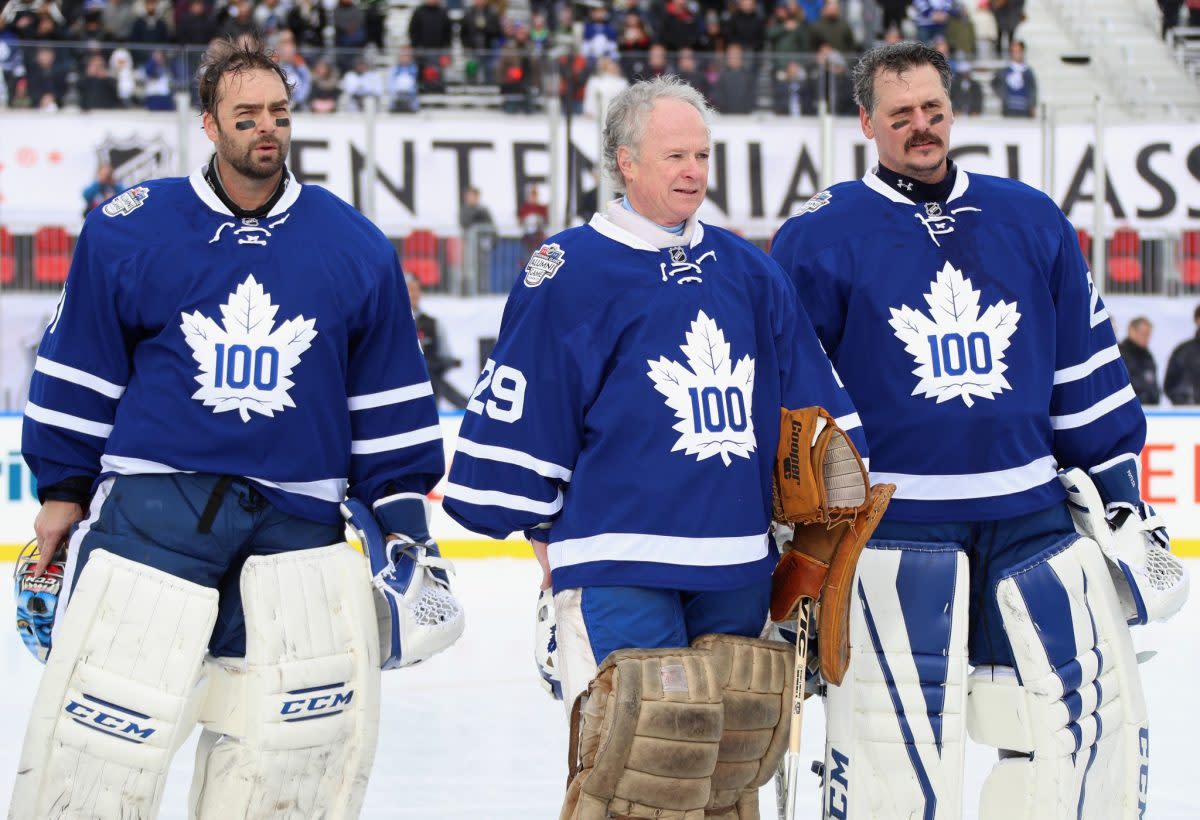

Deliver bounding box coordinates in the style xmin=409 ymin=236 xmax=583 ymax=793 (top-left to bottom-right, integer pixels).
xmin=769 ymin=407 xmax=896 ymax=685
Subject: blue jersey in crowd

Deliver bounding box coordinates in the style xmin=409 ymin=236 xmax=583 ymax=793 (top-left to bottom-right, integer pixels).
xmin=23 ymin=167 xmax=444 ymax=526
xmin=443 ymin=205 xmax=864 ymax=591
xmin=770 ymin=169 xmax=1145 ymax=522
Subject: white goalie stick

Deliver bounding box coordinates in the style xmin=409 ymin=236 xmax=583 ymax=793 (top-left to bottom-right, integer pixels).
xmin=775 ymin=598 xmax=814 ymax=820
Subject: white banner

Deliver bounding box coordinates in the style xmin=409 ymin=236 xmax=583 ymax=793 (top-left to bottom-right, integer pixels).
xmin=2 ymin=112 xmax=1198 ymax=235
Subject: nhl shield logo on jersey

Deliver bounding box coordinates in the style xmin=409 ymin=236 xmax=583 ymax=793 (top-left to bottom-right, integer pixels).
xmin=102 ymin=186 xmax=150 ymax=218
xmin=888 ymin=261 xmax=1021 ymax=407
xmin=646 ymin=310 xmax=756 ymax=466
xmin=524 ymin=243 xmax=566 ymax=287
xmin=180 ymin=274 xmax=317 ymax=422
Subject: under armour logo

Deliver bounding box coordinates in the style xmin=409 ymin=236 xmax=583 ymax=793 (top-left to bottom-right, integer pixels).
xmin=897 ymin=180 xmax=914 ymax=191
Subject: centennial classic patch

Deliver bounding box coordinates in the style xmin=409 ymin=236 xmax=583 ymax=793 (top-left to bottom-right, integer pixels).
xmin=794 ymin=190 xmax=832 ymax=216
xmin=523 ymin=243 xmax=566 ymax=287
xmin=102 ymin=186 xmax=150 ymax=217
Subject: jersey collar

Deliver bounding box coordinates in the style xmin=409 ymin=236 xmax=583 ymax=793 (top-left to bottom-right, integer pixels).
xmin=188 ymin=161 xmax=302 ymax=218
xmin=862 ymin=162 xmax=971 ymax=205
xmin=588 ymin=199 xmax=706 ymax=251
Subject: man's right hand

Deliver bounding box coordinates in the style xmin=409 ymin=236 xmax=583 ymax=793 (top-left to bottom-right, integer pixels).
xmin=33 ymin=500 xmax=84 ymax=575
xmin=531 ymin=539 xmax=551 ymax=590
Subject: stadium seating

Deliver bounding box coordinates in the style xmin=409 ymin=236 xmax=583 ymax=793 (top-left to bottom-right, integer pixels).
xmin=1181 ymin=229 xmax=1200 ymax=290
xmin=405 ymin=256 xmax=442 ymax=288
xmin=0 ymin=227 xmax=14 ymax=286
xmin=1107 ymin=227 xmax=1143 ymax=287
xmin=32 ymin=226 xmax=72 ymax=285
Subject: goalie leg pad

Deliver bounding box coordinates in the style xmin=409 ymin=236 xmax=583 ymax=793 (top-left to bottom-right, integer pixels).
xmin=10 ymin=549 xmax=219 ymax=819
xmin=822 ymin=541 xmax=970 ymax=820
xmin=971 ymin=534 xmax=1149 ymax=820
xmin=189 ymin=543 xmax=381 ymax=820
xmin=691 ymin=633 xmax=793 ymax=819
xmin=561 ymin=646 xmax=729 ymax=820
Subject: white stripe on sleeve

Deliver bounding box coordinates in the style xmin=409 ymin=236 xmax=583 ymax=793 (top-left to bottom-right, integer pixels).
xmin=351 ymin=424 xmax=442 ymax=455
xmin=35 ymin=356 xmax=126 ymax=399
xmin=1050 ymin=385 xmax=1137 ymax=431
xmin=348 ymin=381 xmax=434 ymax=411
xmin=455 ymin=437 xmax=573 ymax=481
xmin=1053 ymin=345 xmax=1120 ymax=385
xmin=442 ymin=482 xmax=564 ymax=516
xmin=24 ymin=402 xmax=113 ymax=439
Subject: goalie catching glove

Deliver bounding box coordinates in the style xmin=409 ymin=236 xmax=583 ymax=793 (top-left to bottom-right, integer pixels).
xmin=342 ymin=498 xmax=465 ymax=669
xmin=769 ymin=406 xmax=895 ymax=685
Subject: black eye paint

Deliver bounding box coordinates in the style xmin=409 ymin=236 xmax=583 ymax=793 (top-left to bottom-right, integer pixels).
xmin=929 ymin=113 xmax=945 ymax=125
xmin=235 ymin=119 xmax=255 ymax=131
xmin=891 ymin=119 xmax=909 ymax=130
xmin=275 ymin=117 xmax=290 ymax=127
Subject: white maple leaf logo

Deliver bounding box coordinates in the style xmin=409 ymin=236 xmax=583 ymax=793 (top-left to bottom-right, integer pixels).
xmin=889 ymin=261 xmax=1020 ymax=407
xmin=180 ymin=274 xmax=317 ymax=422
xmin=646 ymin=310 xmax=756 ymax=466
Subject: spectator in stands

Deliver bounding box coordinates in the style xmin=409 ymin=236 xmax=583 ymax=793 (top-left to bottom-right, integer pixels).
xmin=989 ymin=0 xmax=1024 ymax=56
xmin=275 ymin=30 xmax=311 ymax=110
xmin=309 ymin=57 xmax=339 ymax=112
xmin=945 ymin=3 xmax=976 ymax=58
xmin=0 ymin=17 xmax=22 ymax=100
xmin=724 ymin=0 xmax=767 ymax=53
xmin=529 ymin=11 xmax=550 ymax=52
xmin=406 ymin=274 xmax=469 ymax=410
xmin=581 ymin=3 xmax=618 ymax=61
xmin=1120 ymin=316 xmax=1162 ymax=406
xmin=79 ymin=50 xmax=122 ymax=109
xmin=617 ymin=10 xmax=652 ymax=78
xmin=1158 ymin=1 xmax=1184 ymax=39
xmin=1164 ymin=304 xmax=1200 ymax=405
xmin=254 ymin=0 xmax=287 ymax=34
xmin=140 ymin=47 xmax=175 ymax=109
xmin=695 ymin=10 xmax=726 ymax=52
xmin=992 ymin=38 xmax=1036 ymax=117
xmin=767 ymin=2 xmax=812 ymax=66
xmin=460 ymin=0 xmax=502 ymax=64
xmin=388 ymin=44 xmax=419 ymax=112
xmin=25 ymin=46 xmax=66 ymax=109
xmin=805 ymin=40 xmax=854 ymax=113
xmin=550 ymin=4 xmax=581 ymax=54
xmin=103 ymin=0 xmax=138 ymax=41
xmin=408 ymin=0 xmax=453 ymax=54
xmin=109 ymin=47 xmax=137 ymax=105
xmin=772 ymin=58 xmax=806 ymax=115
xmin=460 ymin=186 xmax=495 ymax=295
xmin=911 ymin=0 xmax=959 ymax=45
xmin=130 ymin=0 xmax=172 ymax=47
xmin=333 ymin=0 xmax=368 ymax=51
xmin=710 ymin=42 xmax=756 ymax=113
xmin=676 ymin=47 xmax=708 ymax=99
xmin=557 ymin=50 xmax=589 ymax=114
xmin=518 ymin=184 xmax=549 ymax=255
xmin=934 ymin=35 xmax=981 ymax=114
xmin=340 ymin=53 xmax=384 ymax=111
xmin=876 ymin=0 xmax=911 ymax=37
xmin=497 ymin=31 xmax=538 ymax=113
xmin=82 ymin=162 xmax=125 ymax=215
xmin=177 ymin=0 xmax=219 ymax=45
xmin=219 ymin=0 xmax=257 ymax=41
xmin=287 ymin=0 xmax=326 ymax=48
xmin=809 ymin=0 xmax=857 ymax=54
xmin=71 ymin=2 xmax=108 ymax=42
xmin=657 ymin=0 xmax=699 ymax=51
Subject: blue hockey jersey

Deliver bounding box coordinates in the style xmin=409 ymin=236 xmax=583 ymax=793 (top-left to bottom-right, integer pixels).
xmin=770 ymin=170 xmax=1145 ymax=522
xmin=23 ymin=167 xmax=444 ymax=525
xmin=443 ymin=204 xmax=864 ymax=591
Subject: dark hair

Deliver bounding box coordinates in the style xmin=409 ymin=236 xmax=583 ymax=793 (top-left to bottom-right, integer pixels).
xmin=197 ymin=34 xmax=293 ymax=117
xmin=851 ymin=41 xmax=952 ymax=116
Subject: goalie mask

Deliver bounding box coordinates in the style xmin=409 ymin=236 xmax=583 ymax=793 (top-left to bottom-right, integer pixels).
xmin=14 ymin=540 xmax=66 ymax=663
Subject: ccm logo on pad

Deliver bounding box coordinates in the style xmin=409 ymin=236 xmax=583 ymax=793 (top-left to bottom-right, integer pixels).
xmin=280 ymin=682 xmax=354 ymax=721
xmin=65 ymin=694 xmax=158 ymax=743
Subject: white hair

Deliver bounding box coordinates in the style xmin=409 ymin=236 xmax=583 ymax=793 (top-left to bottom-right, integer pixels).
xmin=602 ymin=76 xmax=712 ymax=193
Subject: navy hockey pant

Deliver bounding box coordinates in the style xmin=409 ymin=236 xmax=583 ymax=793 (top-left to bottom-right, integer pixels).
xmin=871 ymin=501 xmax=1079 ymax=667
xmin=67 ymin=473 xmax=342 ymax=657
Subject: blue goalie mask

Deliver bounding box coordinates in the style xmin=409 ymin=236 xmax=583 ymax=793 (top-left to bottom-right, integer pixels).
xmin=14 ymin=540 xmax=66 ymax=663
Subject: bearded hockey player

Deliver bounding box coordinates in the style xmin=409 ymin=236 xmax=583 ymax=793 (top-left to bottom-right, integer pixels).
xmin=12 ymin=36 xmax=449 ymax=818
xmin=442 ymin=77 xmax=866 ymax=819
xmin=769 ymin=42 xmax=1188 ymax=820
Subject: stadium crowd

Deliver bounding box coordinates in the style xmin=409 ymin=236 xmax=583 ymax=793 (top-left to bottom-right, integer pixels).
xmin=0 ymin=0 xmax=1038 ymax=115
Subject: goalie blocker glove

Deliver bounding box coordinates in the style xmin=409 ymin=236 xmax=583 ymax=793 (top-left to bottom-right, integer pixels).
xmin=342 ymin=498 xmax=465 ymax=668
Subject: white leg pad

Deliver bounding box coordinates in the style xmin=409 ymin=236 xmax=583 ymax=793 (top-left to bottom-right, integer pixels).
xmin=970 ymin=535 xmax=1150 ymax=820
xmin=188 ymin=543 xmax=381 ymax=820
xmin=822 ymin=543 xmax=970 ymax=819
xmin=9 ymin=549 xmax=218 ymax=819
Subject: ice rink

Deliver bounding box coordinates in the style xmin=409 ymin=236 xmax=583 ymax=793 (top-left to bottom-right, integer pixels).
xmin=3 ymin=557 xmax=1198 ymax=818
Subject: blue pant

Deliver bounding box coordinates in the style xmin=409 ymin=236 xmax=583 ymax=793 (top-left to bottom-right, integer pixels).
xmin=872 ymin=501 xmax=1078 ymax=667
xmin=71 ymin=473 xmax=342 ymax=657
xmin=578 ymin=578 xmax=772 ymax=667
